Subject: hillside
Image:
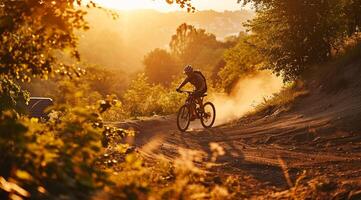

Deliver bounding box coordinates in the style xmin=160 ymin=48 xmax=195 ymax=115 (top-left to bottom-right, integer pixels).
xmin=77 ymin=9 xmax=254 ymax=72
xmin=110 ymin=50 xmax=361 ymax=199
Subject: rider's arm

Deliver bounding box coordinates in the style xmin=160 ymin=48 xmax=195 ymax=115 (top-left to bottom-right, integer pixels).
xmin=177 ymin=77 xmax=189 ymax=90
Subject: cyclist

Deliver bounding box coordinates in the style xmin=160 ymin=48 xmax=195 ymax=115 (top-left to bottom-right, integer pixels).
xmin=176 ymin=65 xmax=207 ymax=120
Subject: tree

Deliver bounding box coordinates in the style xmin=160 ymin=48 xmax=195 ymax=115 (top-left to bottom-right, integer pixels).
xmin=344 ymin=0 xmax=361 ymax=35
xmin=240 ymin=0 xmax=346 ymax=81
xmin=143 ymin=48 xmax=180 ymax=86
xmin=0 ymin=0 xmax=94 ymax=83
xmin=0 ymin=0 xmax=195 ymax=198
xmin=0 ymin=0 xmax=193 ymax=84
xmin=218 ymin=34 xmax=263 ymax=92
xmin=169 ymin=23 xmax=224 ymax=71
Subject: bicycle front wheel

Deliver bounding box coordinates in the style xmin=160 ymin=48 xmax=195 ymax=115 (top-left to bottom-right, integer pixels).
xmin=200 ymin=102 xmax=216 ymax=128
xmin=177 ymin=105 xmax=191 ymax=132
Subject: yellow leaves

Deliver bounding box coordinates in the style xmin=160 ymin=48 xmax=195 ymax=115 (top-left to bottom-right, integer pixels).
xmin=125 ymin=153 xmax=142 ymax=169
xmin=113 ymin=99 xmax=122 ymax=108
xmin=75 ymin=91 xmax=83 ymax=98
xmin=0 ymin=177 xmax=30 ymax=199
xmin=210 ymin=186 xmax=229 ymax=199
xmin=15 ymin=170 xmax=32 ymax=181
xmin=115 ymin=143 xmax=129 ymax=154
xmin=42 ymin=74 xmax=49 ymax=80
xmin=30 ymin=117 xmax=38 ymax=123
xmin=125 ymin=129 xmax=135 ymax=137
xmin=37 ymin=186 xmax=46 ymax=194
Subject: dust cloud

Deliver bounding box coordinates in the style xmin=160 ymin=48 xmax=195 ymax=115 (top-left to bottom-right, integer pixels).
xmin=211 ymin=71 xmax=284 ymax=125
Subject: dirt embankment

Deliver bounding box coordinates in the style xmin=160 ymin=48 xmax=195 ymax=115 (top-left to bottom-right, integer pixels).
xmin=111 ymin=57 xmax=361 ymax=198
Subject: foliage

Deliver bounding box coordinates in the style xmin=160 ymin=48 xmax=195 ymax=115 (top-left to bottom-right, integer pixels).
xmin=0 ymin=0 xmax=95 ymax=82
xmin=0 ymin=1 xmax=109 ymax=196
xmin=85 ymin=66 xmax=130 ymax=97
xmin=0 ymin=0 xmax=197 ymax=199
xmin=143 ymin=23 xmax=239 ymax=89
xmin=55 ymin=79 xmax=102 ymax=106
xmin=169 ymin=23 xmax=227 ymax=73
xmin=165 ymin=0 xmax=195 ymax=12
xmin=104 ymin=146 xmax=240 ymax=200
xmin=0 ymin=106 xmax=108 ymax=199
xmin=22 ymin=66 xmax=131 ymax=109
xmin=237 ymin=0 xmax=361 ymax=81
xmin=0 ymin=76 xmax=29 ymax=112
xmin=343 ymin=0 xmax=361 ymax=35
xmin=123 ymin=73 xmax=185 ymax=118
xmin=218 ymin=34 xmax=264 ymax=93
xmin=77 ymin=9 xmax=252 ymax=74
xmin=143 ymin=48 xmax=180 ymax=86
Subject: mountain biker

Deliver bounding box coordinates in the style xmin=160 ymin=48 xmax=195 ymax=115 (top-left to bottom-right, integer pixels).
xmin=176 ymin=65 xmax=207 ymax=120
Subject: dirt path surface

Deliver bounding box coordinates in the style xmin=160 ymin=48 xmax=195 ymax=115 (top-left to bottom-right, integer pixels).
xmin=110 ymin=62 xmax=361 ymax=198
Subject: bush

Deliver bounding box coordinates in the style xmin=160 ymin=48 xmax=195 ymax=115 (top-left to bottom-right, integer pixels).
xmin=0 ymin=106 xmax=108 ymax=199
xmin=122 ymin=73 xmax=185 ymax=118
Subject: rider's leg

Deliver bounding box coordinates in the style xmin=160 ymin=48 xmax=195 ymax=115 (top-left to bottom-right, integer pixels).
xmin=197 ymin=97 xmax=203 ymax=109
xmin=191 ymin=89 xmax=205 ymax=119
xmin=190 ymin=103 xmax=197 ymax=121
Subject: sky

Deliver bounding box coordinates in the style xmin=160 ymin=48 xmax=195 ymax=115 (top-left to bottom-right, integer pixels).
xmin=92 ymin=0 xmax=252 ymax=12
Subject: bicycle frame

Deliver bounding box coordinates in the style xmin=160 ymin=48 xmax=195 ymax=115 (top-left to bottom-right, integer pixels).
xmin=180 ymin=91 xmax=204 ymax=118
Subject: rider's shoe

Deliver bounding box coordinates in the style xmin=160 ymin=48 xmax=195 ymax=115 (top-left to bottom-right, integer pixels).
xmin=190 ymin=114 xmax=197 ymax=121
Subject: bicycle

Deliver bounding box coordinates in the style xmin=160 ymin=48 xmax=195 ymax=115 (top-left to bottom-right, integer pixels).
xmin=176 ymin=90 xmax=216 ymax=132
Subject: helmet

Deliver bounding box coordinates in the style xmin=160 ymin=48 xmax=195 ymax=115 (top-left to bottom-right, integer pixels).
xmin=183 ymin=65 xmax=194 ymax=74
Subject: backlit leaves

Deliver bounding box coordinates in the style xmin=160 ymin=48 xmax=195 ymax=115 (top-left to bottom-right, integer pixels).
xmin=166 ymin=0 xmax=195 ymax=12
xmin=240 ymin=0 xmax=359 ymax=81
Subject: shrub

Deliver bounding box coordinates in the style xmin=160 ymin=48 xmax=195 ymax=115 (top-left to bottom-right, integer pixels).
xmin=122 ymin=73 xmax=185 ymax=118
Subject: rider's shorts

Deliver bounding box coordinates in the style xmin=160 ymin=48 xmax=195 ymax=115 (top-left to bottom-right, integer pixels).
xmin=193 ymin=88 xmax=207 ymax=98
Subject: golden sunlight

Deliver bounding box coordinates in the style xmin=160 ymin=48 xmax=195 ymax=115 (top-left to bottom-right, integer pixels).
xmin=91 ymin=0 xmax=248 ymax=12
xmin=92 ymin=0 xmax=180 ymax=12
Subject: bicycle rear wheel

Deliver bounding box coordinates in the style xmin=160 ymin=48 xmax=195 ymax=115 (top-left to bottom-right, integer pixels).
xmin=177 ymin=105 xmax=191 ymax=132
xmin=200 ymin=102 xmax=216 ymax=128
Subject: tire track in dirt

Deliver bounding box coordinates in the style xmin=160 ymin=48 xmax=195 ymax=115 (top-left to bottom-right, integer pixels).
xmin=110 ymin=88 xmax=361 ymax=194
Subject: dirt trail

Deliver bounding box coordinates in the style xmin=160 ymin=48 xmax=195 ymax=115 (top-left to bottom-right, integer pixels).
xmin=111 ymin=61 xmax=361 ymax=197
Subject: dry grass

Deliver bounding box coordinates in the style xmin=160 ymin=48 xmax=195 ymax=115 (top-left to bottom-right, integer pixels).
xmin=247 ymin=81 xmax=309 ymax=117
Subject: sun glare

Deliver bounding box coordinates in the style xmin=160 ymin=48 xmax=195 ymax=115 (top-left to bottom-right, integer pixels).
xmin=92 ymin=0 xmax=181 ymax=12
xmin=90 ymin=0 xmax=250 ymax=12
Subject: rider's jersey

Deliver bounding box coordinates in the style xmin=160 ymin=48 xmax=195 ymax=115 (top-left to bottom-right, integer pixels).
xmin=183 ymin=71 xmax=207 ymax=92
